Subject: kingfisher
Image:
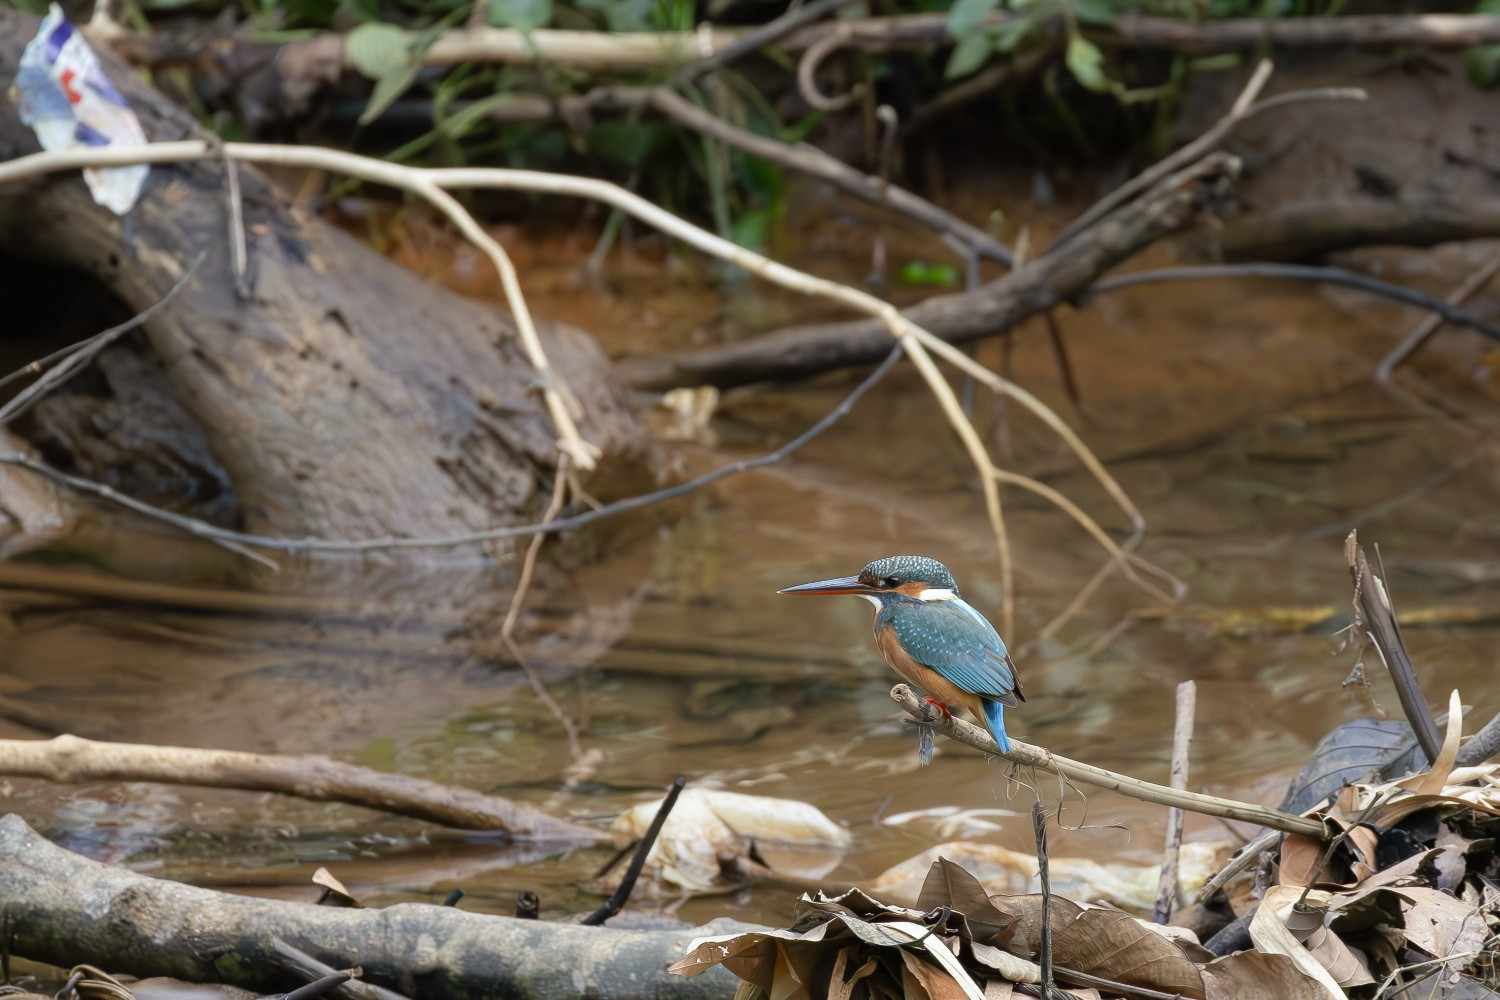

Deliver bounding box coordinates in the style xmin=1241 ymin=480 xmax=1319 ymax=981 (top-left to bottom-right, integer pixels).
xmin=779 ymin=555 xmax=1023 ymax=752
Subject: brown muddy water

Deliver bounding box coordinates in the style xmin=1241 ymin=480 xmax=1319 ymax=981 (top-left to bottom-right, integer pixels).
xmin=4 ymin=187 xmax=1500 ymax=931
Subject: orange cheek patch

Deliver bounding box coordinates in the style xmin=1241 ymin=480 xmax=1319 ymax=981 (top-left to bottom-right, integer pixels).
xmin=894 ymin=581 xmax=930 ymax=599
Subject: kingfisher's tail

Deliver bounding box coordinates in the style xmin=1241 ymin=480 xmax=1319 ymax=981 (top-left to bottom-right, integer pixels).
xmin=981 ymin=699 xmax=1011 ymax=754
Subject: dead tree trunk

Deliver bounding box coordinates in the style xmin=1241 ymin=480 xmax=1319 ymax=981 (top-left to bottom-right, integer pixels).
xmin=0 ymin=7 xmax=652 ymax=541
xmin=0 ymin=814 xmax=741 ymax=999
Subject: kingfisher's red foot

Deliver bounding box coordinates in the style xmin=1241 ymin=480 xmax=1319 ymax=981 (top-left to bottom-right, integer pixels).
xmin=923 ymin=697 xmax=954 ymax=719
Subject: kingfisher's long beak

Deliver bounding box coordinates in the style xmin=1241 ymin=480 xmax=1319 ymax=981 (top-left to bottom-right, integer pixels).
xmin=778 ymin=575 xmax=876 ymax=596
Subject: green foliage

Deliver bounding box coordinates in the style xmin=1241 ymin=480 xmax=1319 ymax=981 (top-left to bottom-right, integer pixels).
xmin=1465 ymin=0 xmax=1500 ymax=87
xmin=1064 ymin=34 xmax=1108 ymax=92
xmin=576 ymin=0 xmax=652 ymax=31
xmin=898 ymin=261 xmax=961 ymax=288
xmin=486 ymin=0 xmax=550 ymax=29
xmin=946 ymin=33 xmax=995 ymax=78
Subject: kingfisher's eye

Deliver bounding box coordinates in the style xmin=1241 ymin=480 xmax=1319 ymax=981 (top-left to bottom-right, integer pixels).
xmin=882 ymin=576 xmax=900 ymax=588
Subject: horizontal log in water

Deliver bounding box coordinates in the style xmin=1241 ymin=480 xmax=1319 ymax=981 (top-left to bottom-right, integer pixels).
xmin=0 ymin=814 xmax=738 ymax=999
xmin=0 ymin=735 xmax=604 ymax=842
xmin=890 ymin=684 xmax=1326 ymax=839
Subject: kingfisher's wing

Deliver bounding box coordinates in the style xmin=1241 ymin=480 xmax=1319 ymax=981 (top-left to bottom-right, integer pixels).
xmin=891 ymin=598 xmax=1024 ymax=706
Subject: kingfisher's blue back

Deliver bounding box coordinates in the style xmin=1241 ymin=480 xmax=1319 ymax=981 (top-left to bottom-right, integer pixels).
xmin=878 ymin=594 xmax=1023 ymax=751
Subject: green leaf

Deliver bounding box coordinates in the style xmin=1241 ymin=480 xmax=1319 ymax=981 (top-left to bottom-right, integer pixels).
xmin=578 ymin=0 xmax=652 ymax=30
xmin=487 ymin=0 xmax=551 ymax=30
xmin=347 ymin=23 xmax=411 ymax=80
xmin=1071 ymin=0 xmax=1117 ymax=26
xmin=729 ymin=208 xmax=770 ymax=251
xmin=360 ymin=64 xmax=423 ymax=124
xmin=1065 ymin=34 xmax=1108 ymax=92
xmin=993 ymin=14 xmax=1036 ymax=53
xmin=945 ymin=33 xmax=994 ymax=79
xmin=898 ymin=261 xmax=960 ymax=288
xmin=1465 ymin=45 xmax=1500 ymax=87
xmin=947 ymin=0 xmax=1000 ymax=36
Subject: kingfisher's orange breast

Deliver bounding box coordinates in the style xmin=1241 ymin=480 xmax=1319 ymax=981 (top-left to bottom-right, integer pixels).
xmin=875 ymin=622 xmax=985 ymax=723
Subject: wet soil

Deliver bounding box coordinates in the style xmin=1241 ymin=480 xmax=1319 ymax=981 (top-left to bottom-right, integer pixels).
xmin=3 ymin=174 xmax=1499 ymax=930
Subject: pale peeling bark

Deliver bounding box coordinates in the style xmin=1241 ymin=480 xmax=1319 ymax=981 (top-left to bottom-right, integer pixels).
xmin=0 ymin=814 xmax=743 ymax=999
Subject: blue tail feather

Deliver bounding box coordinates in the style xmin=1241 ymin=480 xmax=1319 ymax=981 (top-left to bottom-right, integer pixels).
xmin=981 ymin=699 xmax=1011 ymax=754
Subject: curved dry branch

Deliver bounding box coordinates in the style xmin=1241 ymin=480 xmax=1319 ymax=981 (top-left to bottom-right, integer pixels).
xmin=0 ymin=140 xmax=1162 ymax=635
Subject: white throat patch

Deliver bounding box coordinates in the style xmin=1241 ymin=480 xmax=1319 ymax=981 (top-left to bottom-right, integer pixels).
xmin=858 ymin=594 xmax=883 ymax=608
xmin=916 ymin=588 xmax=957 ymax=602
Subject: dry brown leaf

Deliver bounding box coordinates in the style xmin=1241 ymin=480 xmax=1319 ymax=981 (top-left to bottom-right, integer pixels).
xmin=1391 ymin=886 xmax=1491 ymax=959
xmin=901 ymin=950 xmax=971 ymax=1000
xmin=989 ymin=893 xmax=1085 ymax=958
xmin=829 ymin=948 xmax=880 ymax=1000
xmin=1399 ymin=690 xmax=1464 ymax=796
xmin=1201 ymin=950 xmax=1329 ymax=1000
xmin=1301 ymin=924 xmax=1374 ymax=987
xmin=310 ymin=866 xmax=360 ymax=907
xmin=981 ymin=980 xmax=1012 ymax=1000
xmin=918 ymin=857 xmax=1017 ymax=944
xmin=1279 ymin=833 xmax=1325 ymax=888
xmin=1048 ymin=907 xmax=1207 ymax=998
xmin=1248 ymin=885 xmax=1348 ymax=1000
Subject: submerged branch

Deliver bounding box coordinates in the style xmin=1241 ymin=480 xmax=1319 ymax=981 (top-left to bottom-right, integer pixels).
xmin=890 ymin=684 xmax=1326 ymax=839
xmin=0 ymin=735 xmax=605 ymax=842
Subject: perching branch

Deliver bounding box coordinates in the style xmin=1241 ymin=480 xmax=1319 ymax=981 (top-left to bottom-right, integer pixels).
xmin=890 ymin=684 xmax=1327 ymax=839
xmin=0 ymin=735 xmax=605 ymax=842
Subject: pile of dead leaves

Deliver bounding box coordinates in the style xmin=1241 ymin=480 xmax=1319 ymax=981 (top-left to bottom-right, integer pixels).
xmin=670 ymin=692 xmax=1498 ymax=999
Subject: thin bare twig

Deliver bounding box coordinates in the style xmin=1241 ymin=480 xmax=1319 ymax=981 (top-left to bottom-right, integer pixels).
xmin=1153 ymin=680 xmax=1196 ymax=924
xmin=1091 ymin=264 xmax=1500 ymax=343
xmin=1052 ymin=61 xmax=1364 ymax=248
xmin=1346 ymin=532 xmax=1442 ymax=764
xmin=1032 ymin=802 xmax=1055 ymax=1000
xmin=0 ymin=254 xmax=205 ymax=426
xmin=673 ymin=0 xmax=856 ymax=83
xmin=0 ymin=346 xmax=903 ymax=555
xmin=1375 ymin=253 xmax=1500 ymax=380
xmin=500 ymin=457 xmax=583 ymax=761
xmin=580 ymin=776 xmax=686 ymax=926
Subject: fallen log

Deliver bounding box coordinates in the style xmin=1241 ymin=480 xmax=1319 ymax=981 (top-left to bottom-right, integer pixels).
xmin=0 ymin=735 xmax=605 ymax=842
xmin=616 ymin=154 xmax=1239 ymax=390
xmin=0 ymin=7 xmax=651 ymax=541
xmin=1200 ymin=197 xmax=1500 ymax=261
xmin=0 ymin=814 xmax=739 ymax=999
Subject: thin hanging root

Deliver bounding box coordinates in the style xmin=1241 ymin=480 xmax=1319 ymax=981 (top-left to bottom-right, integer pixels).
xmin=918 ymin=332 xmax=1147 ymax=541
xmin=992 ymin=469 xmax=1183 ymax=602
